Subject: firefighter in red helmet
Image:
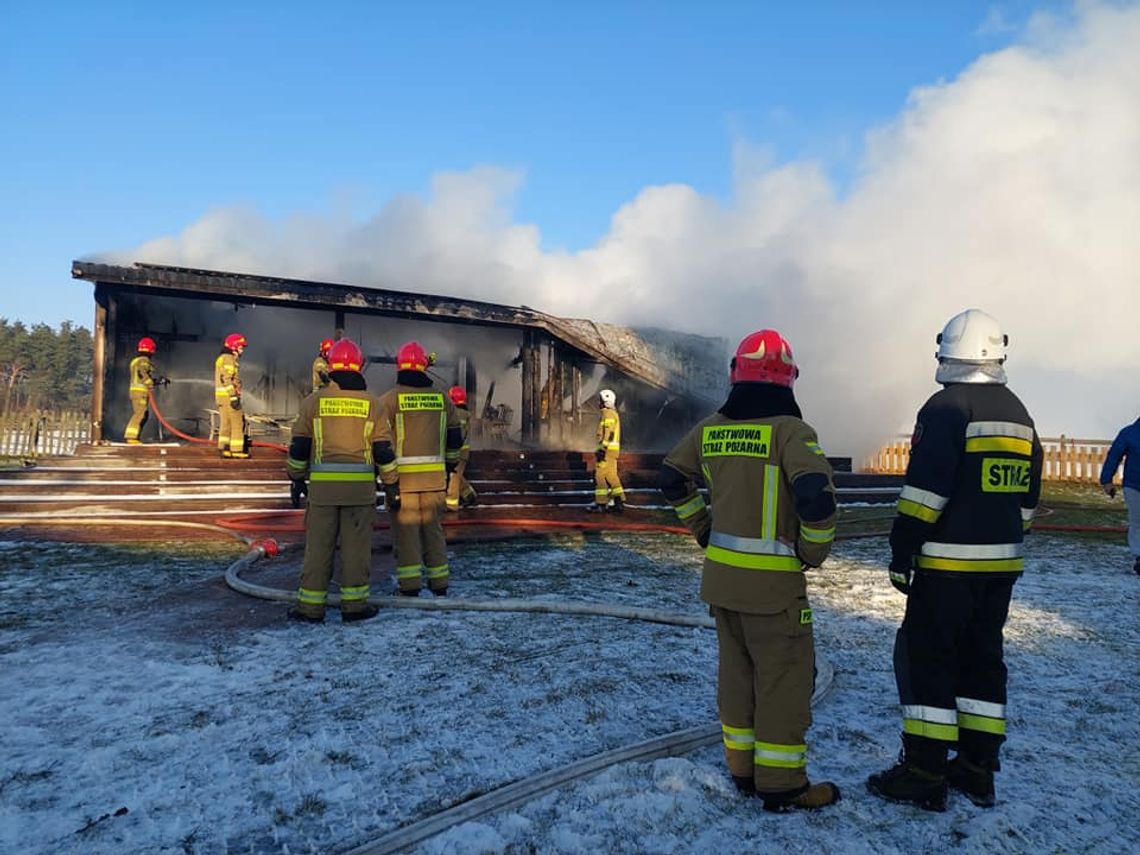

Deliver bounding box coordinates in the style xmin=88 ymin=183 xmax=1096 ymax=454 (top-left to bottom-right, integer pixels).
xmin=312 ymin=338 xmax=335 ymax=393
xmin=124 ymin=337 xmax=167 ymax=443
xmin=215 ymin=333 xmax=248 ymax=458
xmin=286 ymin=338 xmax=382 ymax=623
xmin=660 ymin=329 xmax=840 ymax=812
xmin=445 ymin=385 xmax=478 ymax=511
xmin=375 ymin=341 xmax=464 ymax=595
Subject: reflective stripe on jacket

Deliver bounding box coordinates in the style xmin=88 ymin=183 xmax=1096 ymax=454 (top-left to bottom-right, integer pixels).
xmin=289 ymin=388 xmax=383 ymax=505
xmin=663 ymin=413 xmax=836 ymax=613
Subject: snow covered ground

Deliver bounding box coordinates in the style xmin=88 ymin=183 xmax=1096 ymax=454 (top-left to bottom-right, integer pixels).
xmin=1 ymin=531 xmax=1138 ymax=854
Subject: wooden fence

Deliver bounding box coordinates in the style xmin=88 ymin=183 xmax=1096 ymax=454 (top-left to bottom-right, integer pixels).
xmin=867 ymin=436 xmax=1119 ymax=483
xmin=0 ymin=410 xmax=90 ymax=459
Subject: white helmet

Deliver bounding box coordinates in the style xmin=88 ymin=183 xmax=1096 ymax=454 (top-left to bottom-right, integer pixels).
xmin=599 ymin=389 xmax=616 ymax=408
xmin=936 ymin=309 xmax=1007 ymax=363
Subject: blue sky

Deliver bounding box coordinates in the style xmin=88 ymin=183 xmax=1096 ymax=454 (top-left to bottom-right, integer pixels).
xmin=1 ymin=1 xmax=1066 ymax=327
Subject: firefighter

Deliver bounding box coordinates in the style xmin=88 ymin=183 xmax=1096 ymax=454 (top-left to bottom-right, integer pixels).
xmin=376 ymin=342 xmax=464 ymax=596
xmin=1098 ymin=416 xmax=1140 ymax=574
xmin=445 ymin=385 xmax=479 ymax=511
xmin=867 ymin=309 xmax=1043 ymax=811
xmin=215 ymin=333 xmax=248 ymax=458
xmin=588 ymin=388 xmax=625 ymax=512
xmin=124 ymin=337 xmax=167 ymax=443
xmin=312 ymin=338 xmax=334 ymax=393
xmin=660 ymin=329 xmax=840 ymax=812
xmin=285 ymin=338 xmax=382 ymax=624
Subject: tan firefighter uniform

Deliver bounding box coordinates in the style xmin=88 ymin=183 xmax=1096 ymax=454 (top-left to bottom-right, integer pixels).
xmin=215 ymin=349 xmax=246 ymax=456
xmin=376 ymin=385 xmax=462 ymax=594
xmin=311 ymin=354 xmax=330 ymax=393
xmin=594 ymin=405 xmax=625 ymax=507
xmin=445 ymin=403 xmax=478 ymax=511
xmin=662 ymin=413 xmax=836 ymax=795
xmin=286 ymin=383 xmax=384 ymax=619
xmin=125 ymin=353 xmax=156 ymax=443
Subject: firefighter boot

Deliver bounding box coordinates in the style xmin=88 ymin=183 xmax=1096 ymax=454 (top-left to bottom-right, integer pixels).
xmin=759 ymin=782 xmax=842 ymax=813
xmin=947 ymin=755 xmax=996 ymax=808
xmin=341 ymin=604 xmax=381 ymax=623
xmin=1133 ymin=556 xmax=1140 ymax=575
xmin=287 ymin=607 xmax=324 ymax=624
xmin=586 ymin=503 xmax=608 ymax=513
xmin=611 ymin=495 xmax=625 ymax=513
xmin=866 ymin=736 xmax=948 ymax=812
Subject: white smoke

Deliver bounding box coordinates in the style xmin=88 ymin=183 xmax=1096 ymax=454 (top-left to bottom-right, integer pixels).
xmin=100 ymin=2 xmax=1140 ymax=456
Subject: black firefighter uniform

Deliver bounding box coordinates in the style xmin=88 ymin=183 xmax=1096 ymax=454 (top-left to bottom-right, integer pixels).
xmin=214 ymin=349 xmax=246 ymax=456
xmin=376 ymin=386 xmax=463 ymax=594
xmin=594 ymin=404 xmax=625 ymax=507
xmin=125 ymin=353 xmax=155 ymax=443
xmin=889 ymin=382 xmax=1043 ymax=771
xmin=286 ymin=385 xmax=385 ymax=618
xmin=445 ymin=403 xmax=478 ymax=511
xmin=662 ymin=414 xmax=836 ymax=794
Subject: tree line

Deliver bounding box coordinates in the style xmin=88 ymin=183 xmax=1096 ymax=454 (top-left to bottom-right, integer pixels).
xmin=0 ymin=318 xmax=93 ymax=414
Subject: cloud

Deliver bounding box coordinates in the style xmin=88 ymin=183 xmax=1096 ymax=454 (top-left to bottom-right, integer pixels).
xmin=100 ymin=2 xmax=1140 ymax=456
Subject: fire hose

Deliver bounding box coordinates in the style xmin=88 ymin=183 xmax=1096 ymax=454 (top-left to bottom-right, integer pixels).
xmin=148 ymin=388 xmax=288 ymax=454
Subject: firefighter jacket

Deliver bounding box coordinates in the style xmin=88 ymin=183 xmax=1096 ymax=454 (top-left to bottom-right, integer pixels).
xmin=215 ymin=350 xmax=241 ymax=406
xmin=597 ymin=406 xmax=621 ymax=454
xmin=286 ymin=376 xmax=385 ymax=506
xmin=455 ymin=404 xmax=471 ymax=465
xmin=661 ymin=384 xmax=837 ymax=614
xmin=1100 ymin=418 xmax=1140 ymax=492
xmin=890 ymin=382 xmax=1043 ymax=579
xmin=376 ymin=375 xmax=463 ymax=493
xmin=311 ymin=355 xmax=330 ymax=393
xmin=129 ymin=355 xmax=155 ymax=396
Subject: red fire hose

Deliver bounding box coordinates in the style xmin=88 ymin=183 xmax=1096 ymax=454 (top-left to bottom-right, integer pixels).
xmin=148 ymin=389 xmax=288 ymax=454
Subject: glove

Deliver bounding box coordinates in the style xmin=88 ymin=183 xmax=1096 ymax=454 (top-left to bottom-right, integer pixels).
xmin=384 ymin=484 xmax=401 ymax=512
xmin=1102 ymin=483 xmax=1117 ymax=498
xmin=595 ymin=449 xmax=605 ymax=462
xmin=155 ymin=376 xmax=171 ymax=387
xmin=289 ymin=479 xmax=308 ymax=508
xmin=889 ymin=554 xmax=913 ymax=595
xmin=230 ymin=396 xmax=242 ymax=410
xmin=696 ymin=529 xmax=710 ymax=549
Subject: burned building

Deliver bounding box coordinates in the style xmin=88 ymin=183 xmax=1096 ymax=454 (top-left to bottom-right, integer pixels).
xmin=72 ymin=261 xmax=727 ymax=451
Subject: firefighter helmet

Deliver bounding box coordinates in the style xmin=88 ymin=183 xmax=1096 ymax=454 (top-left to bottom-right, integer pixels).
xmin=448 ymin=386 xmax=468 ymax=407
xmin=396 ymin=341 xmax=431 ymax=372
xmin=599 ymin=389 xmax=616 ymax=408
xmin=327 ymin=339 xmax=364 ymax=373
xmin=137 ymin=337 xmax=156 ymax=354
xmin=730 ymin=329 xmax=798 ymax=387
xmin=224 ymin=333 xmax=247 ymax=353
xmin=936 ymin=309 xmax=1007 ymax=363
xmin=319 ymin=338 xmax=335 ymax=356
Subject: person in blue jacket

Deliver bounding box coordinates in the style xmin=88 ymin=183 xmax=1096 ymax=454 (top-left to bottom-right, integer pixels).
xmin=1099 ymin=417 xmax=1140 ymax=575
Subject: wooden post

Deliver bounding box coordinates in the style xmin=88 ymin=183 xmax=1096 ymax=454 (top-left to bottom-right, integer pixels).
xmin=90 ymin=286 xmax=109 ymax=443
xmin=550 ymin=345 xmax=564 ymax=444
xmin=520 ymin=329 xmax=542 ymax=445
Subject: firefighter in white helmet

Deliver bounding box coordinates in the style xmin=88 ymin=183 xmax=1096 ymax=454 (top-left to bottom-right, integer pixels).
xmin=868 ymin=309 xmax=1042 ymax=811
xmin=660 ymin=329 xmax=840 ymax=812
xmin=588 ymin=388 xmax=625 ymax=512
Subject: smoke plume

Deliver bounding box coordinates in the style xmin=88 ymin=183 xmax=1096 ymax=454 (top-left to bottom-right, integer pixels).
xmin=99 ymin=3 xmax=1140 ymax=456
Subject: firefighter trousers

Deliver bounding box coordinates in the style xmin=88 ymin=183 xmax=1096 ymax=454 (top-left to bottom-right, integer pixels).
xmin=894 ymin=572 xmax=1015 ymax=770
xmin=713 ymin=601 xmax=815 ymax=792
xmin=216 ymin=402 xmax=246 ymax=454
xmin=296 ymin=503 xmax=375 ymax=618
xmin=594 ymin=451 xmax=624 ymax=506
xmin=392 ymin=490 xmax=449 ymax=594
xmin=445 ymin=458 xmax=477 ymax=511
xmin=125 ymin=392 xmax=149 ymax=442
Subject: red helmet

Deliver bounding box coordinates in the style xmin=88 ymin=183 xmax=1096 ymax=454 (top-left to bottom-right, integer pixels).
xmin=224 ymin=333 xmax=247 ymax=352
xmin=730 ymin=329 xmax=798 ymax=387
xmin=396 ymin=341 xmax=430 ymax=372
xmin=327 ymin=339 xmax=364 ymax=372
xmin=319 ymin=338 xmax=335 ymax=356
xmin=448 ymin=386 xmax=468 ymax=407
xmin=137 ymin=337 xmax=156 ymax=354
